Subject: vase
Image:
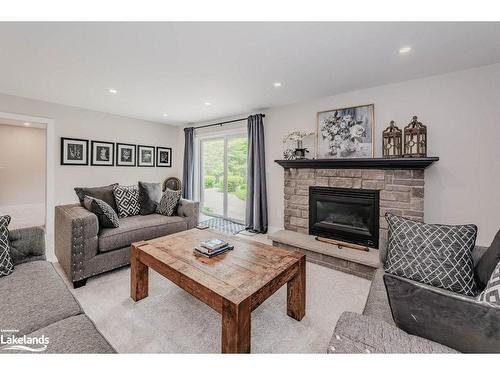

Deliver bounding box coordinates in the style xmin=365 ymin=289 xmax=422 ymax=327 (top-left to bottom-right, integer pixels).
xmin=293 ymin=140 xmax=308 ymax=159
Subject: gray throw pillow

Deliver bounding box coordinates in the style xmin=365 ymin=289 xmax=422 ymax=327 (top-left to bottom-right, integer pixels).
xmin=156 ymin=189 xmax=181 ymax=216
xmin=477 ymin=262 xmax=500 ymax=306
xmin=84 ymin=196 xmax=120 ymax=229
xmin=0 ymin=215 xmax=14 ymax=277
xmin=138 ymin=181 xmax=162 ymax=215
xmin=477 ymin=260 xmax=500 ymax=306
xmin=474 ymin=229 xmax=500 ymax=289
xmin=113 ymin=185 xmax=140 ymax=218
xmin=384 ymin=213 xmax=478 ymax=296
xmin=75 ymin=183 xmax=119 ymax=214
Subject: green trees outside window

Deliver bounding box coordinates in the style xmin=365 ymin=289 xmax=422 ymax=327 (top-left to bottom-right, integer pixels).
xmin=202 ymin=137 xmax=248 ymax=220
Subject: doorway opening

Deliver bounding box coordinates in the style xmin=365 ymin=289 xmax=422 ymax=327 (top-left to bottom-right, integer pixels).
xmin=0 ymin=111 xmax=55 ymax=259
xmin=0 ymin=119 xmax=46 ymax=229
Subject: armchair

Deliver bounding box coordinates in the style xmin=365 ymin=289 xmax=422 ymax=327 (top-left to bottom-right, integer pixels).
xmin=384 ymin=273 xmax=500 ymax=353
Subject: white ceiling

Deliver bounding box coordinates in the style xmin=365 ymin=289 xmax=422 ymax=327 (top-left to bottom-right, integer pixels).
xmin=0 ymin=22 xmax=499 ymax=125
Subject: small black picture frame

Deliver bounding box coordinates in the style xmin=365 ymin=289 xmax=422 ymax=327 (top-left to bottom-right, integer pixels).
xmin=156 ymin=147 xmax=172 ymax=167
xmin=137 ymin=145 xmax=155 ymax=167
xmin=116 ymin=143 xmax=137 ymax=167
xmin=91 ymin=140 xmax=115 ymax=166
xmin=61 ymin=137 xmax=89 ymax=166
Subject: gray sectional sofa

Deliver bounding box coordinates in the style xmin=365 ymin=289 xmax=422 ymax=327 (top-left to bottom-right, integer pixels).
xmin=55 ymin=198 xmax=199 ymax=288
xmin=328 ymin=245 xmax=500 ymax=353
xmin=0 ymin=226 xmax=114 ymax=354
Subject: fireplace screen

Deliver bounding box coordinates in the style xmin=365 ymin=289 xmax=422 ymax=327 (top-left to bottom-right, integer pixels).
xmin=309 ymin=186 xmax=379 ymax=248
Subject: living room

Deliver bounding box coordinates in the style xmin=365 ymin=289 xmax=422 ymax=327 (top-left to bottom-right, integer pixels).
xmin=1 ymin=2 xmax=500 ymax=373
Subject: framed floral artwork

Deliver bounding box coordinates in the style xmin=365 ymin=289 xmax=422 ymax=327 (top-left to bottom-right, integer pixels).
xmin=156 ymin=147 xmax=172 ymax=167
xmin=116 ymin=143 xmax=136 ymax=167
xmin=61 ymin=137 xmax=89 ymax=165
xmin=137 ymin=145 xmax=155 ymax=167
xmin=91 ymin=140 xmax=114 ymax=166
xmin=316 ymin=104 xmax=374 ymax=159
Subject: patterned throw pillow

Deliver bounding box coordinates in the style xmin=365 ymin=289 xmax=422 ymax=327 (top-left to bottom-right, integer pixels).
xmin=477 ymin=260 xmax=500 ymax=306
xmin=156 ymin=189 xmax=181 ymax=216
xmin=384 ymin=213 xmax=478 ymax=296
xmin=0 ymin=215 xmax=14 ymax=277
xmin=113 ymin=185 xmax=140 ymax=218
xmin=84 ymin=196 xmax=120 ymax=228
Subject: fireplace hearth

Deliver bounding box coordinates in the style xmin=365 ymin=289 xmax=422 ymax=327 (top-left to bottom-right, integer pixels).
xmin=309 ymin=186 xmax=380 ymax=248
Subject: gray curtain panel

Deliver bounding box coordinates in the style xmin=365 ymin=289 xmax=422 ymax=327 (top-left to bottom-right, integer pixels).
xmin=182 ymin=127 xmax=195 ymax=200
xmin=245 ymin=114 xmax=268 ymax=233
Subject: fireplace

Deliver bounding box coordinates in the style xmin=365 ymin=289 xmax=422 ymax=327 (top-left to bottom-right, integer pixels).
xmin=309 ymin=186 xmax=380 ymax=248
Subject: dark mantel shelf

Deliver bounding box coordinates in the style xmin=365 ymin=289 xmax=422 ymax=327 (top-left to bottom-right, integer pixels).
xmin=274 ymin=157 xmax=439 ymax=170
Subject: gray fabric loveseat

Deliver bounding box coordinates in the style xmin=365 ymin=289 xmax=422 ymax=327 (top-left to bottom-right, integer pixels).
xmin=328 ymin=244 xmax=500 ymax=353
xmin=0 ymin=226 xmax=114 ymax=354
xmin=55 ymin=198 xmax=199 ymax=288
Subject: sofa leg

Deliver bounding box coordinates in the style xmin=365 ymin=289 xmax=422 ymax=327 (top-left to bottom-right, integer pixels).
xmin=73 ymin=278 xmax=87 ymax=288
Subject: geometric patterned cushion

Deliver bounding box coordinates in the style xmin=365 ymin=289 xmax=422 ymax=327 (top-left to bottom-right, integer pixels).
xmin=83 ymin=196 xmax=120 ymax=229
xmin=156 ymin=189 xmax=181 ymax=216
xmin=113 ymin=185 xmax=140 ymax=218
xmin=477 ymin=260 xmax=500 ymax=306
xmin=0 ymin=215 xmax=14 ymax=277
xmin=384 ymin=213 xmax=478 ymax=296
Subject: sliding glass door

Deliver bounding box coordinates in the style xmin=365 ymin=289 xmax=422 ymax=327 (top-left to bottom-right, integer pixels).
xmin=200 ymin=134 xmax=248 ymax=223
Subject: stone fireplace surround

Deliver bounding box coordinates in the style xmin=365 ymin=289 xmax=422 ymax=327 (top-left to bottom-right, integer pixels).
xmin=270 ymin=158 xmax=437 ymax=279
xmin=283 ymin=167 xmax=425 ymax=251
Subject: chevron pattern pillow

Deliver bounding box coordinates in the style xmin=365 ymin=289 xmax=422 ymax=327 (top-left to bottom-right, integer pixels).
xmin=156 ymin=189 xmax=181 ymax=216
xmin=477 ymin=260 xmax=500 ymax=306
xmin=0 ymin=215 xmax=14 ymax=277
xmin=113 ymin=185 xmax=140 ymax=218
xmin=384 ymin=213 xmax=478 ymax=296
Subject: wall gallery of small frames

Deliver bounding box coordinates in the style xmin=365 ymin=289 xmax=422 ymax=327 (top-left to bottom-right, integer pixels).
xmin=60 ymin=137 xmax=172 ymax=167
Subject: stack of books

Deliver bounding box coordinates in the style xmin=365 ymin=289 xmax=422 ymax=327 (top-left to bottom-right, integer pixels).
xmin=194 ymin=238 xmax=234 ymax=258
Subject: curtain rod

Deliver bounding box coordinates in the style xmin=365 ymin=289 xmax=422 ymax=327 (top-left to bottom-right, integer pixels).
xmin=191 ymin=114 xmax=265 ymax=130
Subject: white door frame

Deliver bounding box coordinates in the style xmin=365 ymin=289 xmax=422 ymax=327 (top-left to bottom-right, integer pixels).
xmin=0 ymin=111 xmax=55 ymax=259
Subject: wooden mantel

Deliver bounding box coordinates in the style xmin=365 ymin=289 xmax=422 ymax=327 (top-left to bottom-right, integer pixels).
xmin=274 ymin=157 xmax=439 ymax=170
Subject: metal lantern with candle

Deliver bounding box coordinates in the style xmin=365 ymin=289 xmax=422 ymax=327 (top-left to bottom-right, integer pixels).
xmin=403 ymin=116 xmax=427 ymax=157
xmin=382 ymin=120 xmax=402 ymax=157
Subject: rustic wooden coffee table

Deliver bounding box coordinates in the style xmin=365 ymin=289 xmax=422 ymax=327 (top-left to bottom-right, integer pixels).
xmin=130 ymin=229 xmax=306 ymax=353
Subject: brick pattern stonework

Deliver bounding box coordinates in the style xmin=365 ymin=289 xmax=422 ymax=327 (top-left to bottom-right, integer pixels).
xmin=283 ymin=168 xmax=425 ymax=250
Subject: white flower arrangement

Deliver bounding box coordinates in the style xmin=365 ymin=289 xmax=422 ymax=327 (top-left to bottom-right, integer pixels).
xmin=282 ymin=129 xmax=315 ymax=160
xmin=282 ymin=129 xmax=315 ymax=144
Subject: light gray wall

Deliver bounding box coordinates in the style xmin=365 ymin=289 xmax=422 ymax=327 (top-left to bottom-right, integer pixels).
xmin=0 ymin=93 xmax=183 ymax=207
xmin=193 ymin=63 xmax=500 ymax=246
xmin=0 ymin=124 xmax=46 ymax=205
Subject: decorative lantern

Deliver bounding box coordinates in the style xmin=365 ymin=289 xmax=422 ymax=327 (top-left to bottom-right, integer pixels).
xmin=382 ymin=120 xmax=402 ymax=157
xmin=403 ymin=116 xmax=427 ymax=157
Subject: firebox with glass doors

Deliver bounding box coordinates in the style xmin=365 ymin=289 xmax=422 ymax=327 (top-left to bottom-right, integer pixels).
xmin=309 ymin=186 xmax=380 ymax=248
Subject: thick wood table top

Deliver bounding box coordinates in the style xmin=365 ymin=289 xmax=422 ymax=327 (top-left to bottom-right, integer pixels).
xmin=134 ymin=229 xmax=304 ymax=308
xmin=131 ymin=228 xmax=306 ymax=353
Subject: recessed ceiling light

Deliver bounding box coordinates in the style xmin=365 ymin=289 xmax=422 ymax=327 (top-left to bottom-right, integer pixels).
xmin=163 ymin=113 xmax=168 ymax=117
xmin=204 ymin=102 xmax=212 ymax=106
xmin=273 ymin=82 xmax=282 ymax=87
xmin=108 ymin=88 xmax=118 ymax=94
xmin=399 ymin=46 xmax=412 ymax=55
xmin=23 ymin=122 xmax=31 ymax=126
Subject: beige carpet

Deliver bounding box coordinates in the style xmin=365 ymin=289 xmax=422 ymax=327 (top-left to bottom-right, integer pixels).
xmin=54 ymin=261 xmax=370 ymax=353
